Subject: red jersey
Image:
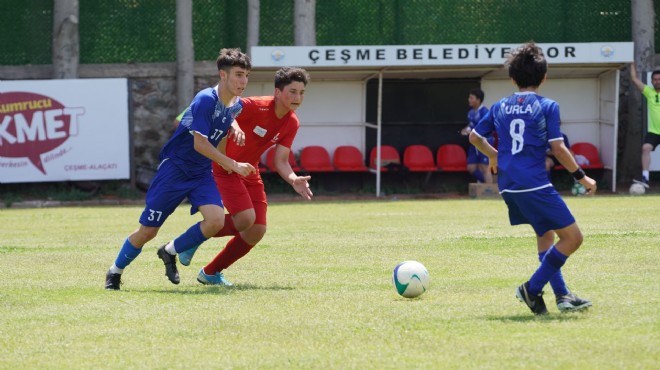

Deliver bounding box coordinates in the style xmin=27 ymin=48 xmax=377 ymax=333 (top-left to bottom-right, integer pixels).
xmin=212 ymin=96 xmax=300 ymax=173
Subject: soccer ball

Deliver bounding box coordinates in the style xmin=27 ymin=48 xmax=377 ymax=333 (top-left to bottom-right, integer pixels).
xmin=629 ymin=183 xmax=646 ymax=195
xmin=392 ymin=261 xmax=430 ymax=298
xmin=571 ymin=183 xmax=587 ymax=196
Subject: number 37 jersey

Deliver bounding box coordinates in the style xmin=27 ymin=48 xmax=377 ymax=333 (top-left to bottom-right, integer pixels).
xmin=474 ymin=91 xmax=562 ymax=192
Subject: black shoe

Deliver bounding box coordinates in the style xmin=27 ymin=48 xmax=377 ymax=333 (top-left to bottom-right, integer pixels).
xmin=633 ymin=178 xmax=650 ymax=189
xmin=556 ymin=292 xmax=592 ymax=312
xmin=105 ymin=269 xmax=122 ymax=290
xmin=516 ymin=282 xmax=548 ymax=315
xmin=157 ymin=245 xmax=180 ymax=284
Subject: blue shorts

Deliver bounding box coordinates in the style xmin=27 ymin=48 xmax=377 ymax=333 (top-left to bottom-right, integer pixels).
xmin=467 ymin=145 xmax=489 ymax=165
xmin=467 ymin=137 xmax=494 ymax=165
xmin=501 ymin=186 xmax=575 ymax=236
xmin=139 ymin=159 xmax=223 ymax=227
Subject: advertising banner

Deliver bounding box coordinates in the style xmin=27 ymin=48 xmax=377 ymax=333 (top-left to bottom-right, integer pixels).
xmin=0 ymin=79 xmax=129 ymax=183
xmin=251 ymin=42 xmax=633 ymax=68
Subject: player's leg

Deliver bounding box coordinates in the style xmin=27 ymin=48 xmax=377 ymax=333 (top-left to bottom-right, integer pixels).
xmin=478 ymin=155 xmax=492 ymax=183
xmin=200 ymin=180 xmax=267 ymax=285
xmin=466 ymin=146 xmax=484 ymax=182
xmin=551 ymin=223 xmax=592 ymax=311
xmin=641 ymin=142 xmax=652 ymax=183
xmin=106 ymin=165 xmax=184 ymax=290
xmin=536 ymin=231 xmax=569 ymax=298
xmin=158 ymin=175 xmax=225 ymax=283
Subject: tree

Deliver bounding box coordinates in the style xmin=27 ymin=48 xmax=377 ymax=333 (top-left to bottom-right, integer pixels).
xmin=294 ymin=0 xmax=316 ymax=46
xmin=52 ymin=0 xmax=79 ymax=79
xmin=176 ymin=0 xmax=195 ymax=113
xmin=623 ymin=0 xmax=656 ymax=182
xmin=247 ymin=0 xmax=260 ymax=55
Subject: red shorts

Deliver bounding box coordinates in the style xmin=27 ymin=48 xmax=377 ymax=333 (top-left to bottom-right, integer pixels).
xmin=213 ymin=170 xmax=268 ymax=225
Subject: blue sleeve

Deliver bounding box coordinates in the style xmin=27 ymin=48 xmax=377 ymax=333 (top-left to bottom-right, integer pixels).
xmin=545 ymin=101 xmax=562 ymax=141
xmin=474 ymin=105 xmax=495 ymax=137
xmin=190 ymin=94 xmax=215 ymax=138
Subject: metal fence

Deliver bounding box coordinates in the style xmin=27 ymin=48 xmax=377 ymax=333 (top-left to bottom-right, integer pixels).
xmin=1 ymin=0 xmax=655 ymax=65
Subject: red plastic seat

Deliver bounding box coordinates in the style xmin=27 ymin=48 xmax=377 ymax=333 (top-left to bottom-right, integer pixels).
xmin=436 ymin=144 xmax=468 ymax=172
xmin=300 ymin=146 xmax=335 ymax=172
xmin=333 ymin=145 xmax=368 ymax=172
xmin=265 ymin=146 xmax=301 ymax=172
xmin=571 ymin=142 xmax=604 ymax=169
xmin=403 ymin=145 xmax=437 ymax=172
xmin=369 ymin=145 xmax=401 ymax=172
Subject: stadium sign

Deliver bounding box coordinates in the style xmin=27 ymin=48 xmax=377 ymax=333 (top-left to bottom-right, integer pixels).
xmin=252 ymin=42 xmax=633 ymax=67
xmin=0 ymin=79 xmax=129 ymax=183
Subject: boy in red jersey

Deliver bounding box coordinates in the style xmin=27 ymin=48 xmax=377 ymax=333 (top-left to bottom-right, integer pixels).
xmin=178 ymin=67 xmax=313 ymax=285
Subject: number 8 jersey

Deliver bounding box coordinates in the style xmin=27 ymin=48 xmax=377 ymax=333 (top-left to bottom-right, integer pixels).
xmin=473 ymin=91 xmax=563 ymax=192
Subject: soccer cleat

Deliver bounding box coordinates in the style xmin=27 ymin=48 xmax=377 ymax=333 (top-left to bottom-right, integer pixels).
xmin=197 ymin=268 xmax=233 ymax=286
xmin=178 ymin=245 xmax=199 ymax=266
xmin=516 ymin=282 xmax=548 ymax=315
xmin=105 ymin=269 xmax=122 ymax=290
xmin=556 ymin=292 xmax=592 ymax=312
xmin=633 ymin=178 xmax=650 ymax=189
xmin=157 ymin=245 xmax=180 ymax=284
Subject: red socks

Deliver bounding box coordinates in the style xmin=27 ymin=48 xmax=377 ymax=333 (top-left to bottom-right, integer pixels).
xmin=203 ymin=235 xmax=254 ymax=275
xmin=214 ymin=214 xmax=238 ymax=237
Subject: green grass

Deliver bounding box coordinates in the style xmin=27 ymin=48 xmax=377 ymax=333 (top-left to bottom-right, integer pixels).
xmin=0 ymin=196 xmax=658 ymax=369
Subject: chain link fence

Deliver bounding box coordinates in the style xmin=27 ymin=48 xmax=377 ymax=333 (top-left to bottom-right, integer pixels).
xmin=0 ymin=0 xmax=655 ymax=65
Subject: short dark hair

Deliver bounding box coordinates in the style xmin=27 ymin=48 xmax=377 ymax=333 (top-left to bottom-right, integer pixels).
xmin=506 ymin=42 xmax=547 ymax=88
xmin=274 ymin=67 xmax=310 ymax=90
xmin=216 ymin=48 xmax=252 ymax=72
xmin=652 ymin=70 xmax=660 ymax=79
xmin=469 ymin=88 xmax=484 ymax=102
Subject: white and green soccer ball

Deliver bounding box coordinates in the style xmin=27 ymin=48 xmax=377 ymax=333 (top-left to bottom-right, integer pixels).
xmin=392 ymin=261 xmax=429 ymax=298
xmin=571 ymin=183 xmax=587 ymax=196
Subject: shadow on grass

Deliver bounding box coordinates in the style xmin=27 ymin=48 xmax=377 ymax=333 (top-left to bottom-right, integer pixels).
xmin=486 ymin=312 xmax=590 ymax=322
xmin=134 ymin=283 xmax=295 ymax=295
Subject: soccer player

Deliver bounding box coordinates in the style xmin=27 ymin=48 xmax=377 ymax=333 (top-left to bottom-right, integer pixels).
xmin=629 ymin=63 xmax=660 ymax=189
xmin=178 ymin=67 xmax=313 ymax=286
xmin=461 ymin=88 xmax=494 ymax=183
xmin=104 ymin=48 xmax=256 ymax=290
xmin=469 ymin=42 xmax=596 ymax=315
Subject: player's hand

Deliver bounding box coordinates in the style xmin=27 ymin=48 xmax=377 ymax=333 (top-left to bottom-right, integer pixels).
xmin=228 ymin=125 xmax=246 ymax=146
xmin=488 ymin=156 xmax=498 ymax=175
xmin=579 ymin=176 xmax=597 ymax=195
xmin=460 ymin=126 xmax=471 ymax=136
xmin=233 ymin=162 xmax=256 ymax=177
xmin=292 ymin=175 xmax=313 ymax=200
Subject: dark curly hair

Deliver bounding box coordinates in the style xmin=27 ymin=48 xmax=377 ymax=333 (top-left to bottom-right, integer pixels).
xmin=506 ymin=42 xmax=547 ymax=88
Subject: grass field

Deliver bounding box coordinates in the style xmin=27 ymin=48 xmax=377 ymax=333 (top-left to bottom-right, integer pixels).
xmin=1 ymin=195 xmax=658 ymax=369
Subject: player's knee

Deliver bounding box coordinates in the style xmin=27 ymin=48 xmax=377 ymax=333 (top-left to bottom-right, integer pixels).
xmin=244 ymin=224 xmax=267 ymax=244
xmin=642 ymin=143 xmax=653 ymax=153
xmin=205 ymin=214 xmax=225 ymax=233
xmin=136 ymin=226 xmax=159 ymax=244
xmin=568 ymin=230 xmax=584 ymax=250
xmin=233 ymin=211 xmax=256 ymax=231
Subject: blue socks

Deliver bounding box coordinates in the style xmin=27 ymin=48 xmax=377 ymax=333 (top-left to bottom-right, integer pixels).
xmin=538 ymin=249 xmax=569 ymax=296
xmin=173 ymin=222 xmax=208 ymax=253
xmin=528 ymin=246 xmax=568 ymax=295
xmin=114 ymin=238 xmax=142 ymax=269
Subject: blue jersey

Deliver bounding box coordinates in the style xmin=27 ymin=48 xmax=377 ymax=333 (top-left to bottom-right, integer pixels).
xmin=474 ymin=92 xmax=562 ymax=192
xmin=467 ymin=105 xmax=489 ymax=130
xmin=159 ymin=87 xmax=243 ymax=178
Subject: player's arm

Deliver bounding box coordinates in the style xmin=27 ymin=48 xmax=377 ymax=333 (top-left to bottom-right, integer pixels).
xmin=550 ymin=140 xmax=597 ymax=194
xmin=227 ymin=120 xmax=246 ymax=146
xmin=630 ymin=63 xmax=646 ymax=92
xmin=469 ymin=131 xmax=498 ymax=174
xmin=273 ymin=145 xmax=313 ymax=200
xmin=192 ymin=132 xmax=255 ymax=177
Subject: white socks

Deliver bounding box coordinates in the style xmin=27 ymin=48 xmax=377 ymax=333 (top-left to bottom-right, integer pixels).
xmin=164 ymin=241 xmax=177 ymax=255
xmin=109 ymin=264 xmax=123 ymax=274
